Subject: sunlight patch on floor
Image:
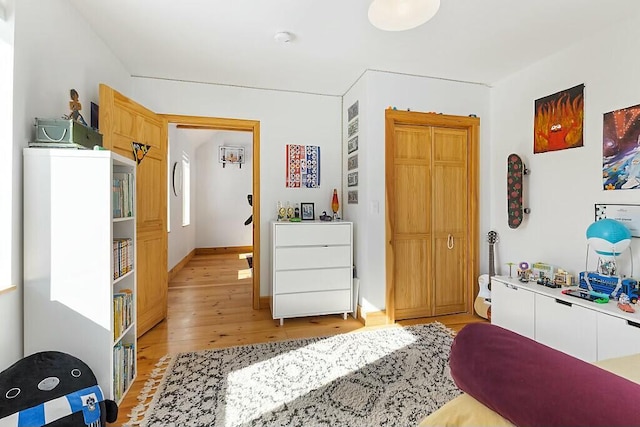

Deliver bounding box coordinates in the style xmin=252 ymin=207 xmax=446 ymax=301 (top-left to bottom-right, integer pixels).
xmin=237 ymin=268 xmax=252 ymax=280
xmin=224 ymin=328 xmax=417 ymax=426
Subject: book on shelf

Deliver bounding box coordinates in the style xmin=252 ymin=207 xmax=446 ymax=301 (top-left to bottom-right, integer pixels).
xmin=112 ymin=172 xmax=134 ymax=218
xmin=113 ymin=288 xmax=133 ymax=341
xmin=113 ymin=341 xmax=135 ymax=403
xmin=113 ymin=238 xmax=133 ymax=280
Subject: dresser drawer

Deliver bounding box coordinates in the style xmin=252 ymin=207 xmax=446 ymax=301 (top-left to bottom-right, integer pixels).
xmin=275 ymin=246 xmax=351 ymax=270
xmin=273 ymin=290 xmax=352 ymax=318
xmin=535 ymin=293 xmax=597 ymax=362
xmin=275 ymin=268 xmax=351 ymax=294
xmin=275 ymin=223 xmax=351 ymax=247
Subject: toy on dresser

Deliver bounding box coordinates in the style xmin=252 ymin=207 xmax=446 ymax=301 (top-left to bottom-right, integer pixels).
xmin=579 ymin=219 xmax=638 ymax=304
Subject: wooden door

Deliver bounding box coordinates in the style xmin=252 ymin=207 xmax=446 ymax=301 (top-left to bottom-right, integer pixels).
xmin=389 ymin=125 xmax=433 ymax=319
xmin=432 ymin=128 xmax=468 ymax=315
xmin=100 ymin=84 xmax=168 ymax=337
xmin=385 ymin=110 xmax=479 ymax=323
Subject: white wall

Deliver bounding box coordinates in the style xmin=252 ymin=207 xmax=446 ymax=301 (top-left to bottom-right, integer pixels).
xmin=343 ymin=70 xmax=491 ymax=313
xmin=167 ymin=125 xmax=198 ymax=270
xmin=0 ymin=0 xmax=131 ymax=370
xmin=132 ymin=78 xmax=342 ymax=296
xmin=489 ymin=14 xmax=640 ymax=279
xmin=195 ymin=131 xmax=253 ymax=249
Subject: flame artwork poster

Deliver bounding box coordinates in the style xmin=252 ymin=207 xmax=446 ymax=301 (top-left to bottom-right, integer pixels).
xmin=533 ymin=84 xmax=584 ymax=154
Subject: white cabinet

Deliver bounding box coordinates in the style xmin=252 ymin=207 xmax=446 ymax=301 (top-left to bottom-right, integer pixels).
xmin=492 ymin=276 xmax=640 ymax=362
xmin=271 ymin=221 xmax=353 ymax=325
xmin=23 ymin=148 xmax=137 ymax=403
xmin=597 ymin=313 xmax=640 ymax=360
xmin=491 ymin=279 xmax=535 ymax=339
xmin=534 ymin=294 xmax=597 ymax=361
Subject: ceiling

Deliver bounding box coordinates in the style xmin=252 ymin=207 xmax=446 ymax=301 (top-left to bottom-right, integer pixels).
xmin=69 ymin=0 xmax=640 ymax=96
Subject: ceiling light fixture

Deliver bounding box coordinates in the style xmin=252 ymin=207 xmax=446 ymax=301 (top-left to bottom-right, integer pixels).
xmin=368 ymin=0 xmax=441 ymax=31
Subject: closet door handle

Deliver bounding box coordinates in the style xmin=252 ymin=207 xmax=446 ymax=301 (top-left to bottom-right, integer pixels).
xmin=447 ymin=234 xmax=454 ymax=249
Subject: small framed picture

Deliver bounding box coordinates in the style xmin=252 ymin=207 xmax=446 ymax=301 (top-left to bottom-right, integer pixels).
xmin=301 ymin=202 xmax=315 ymax=220
xmin=347 ymin=171 xmax=358 ymax=187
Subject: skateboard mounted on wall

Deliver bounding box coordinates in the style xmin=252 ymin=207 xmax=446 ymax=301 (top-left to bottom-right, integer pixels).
xmin=507 ymin=153 xmax=530 ymax=229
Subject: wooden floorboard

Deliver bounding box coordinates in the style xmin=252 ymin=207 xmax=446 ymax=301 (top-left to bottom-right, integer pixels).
xmin=113 ymin=253 xmax=485 ymax=426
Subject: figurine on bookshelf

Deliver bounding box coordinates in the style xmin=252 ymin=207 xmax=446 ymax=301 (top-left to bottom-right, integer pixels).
xmin=65 ymin=88 xmax=88 ymax=126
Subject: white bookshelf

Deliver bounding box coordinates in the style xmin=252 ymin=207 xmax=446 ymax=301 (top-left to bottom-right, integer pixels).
xmin=23 ymin=148 xmax=137 ymax=403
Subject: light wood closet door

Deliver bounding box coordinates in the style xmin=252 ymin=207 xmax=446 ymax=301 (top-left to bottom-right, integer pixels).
xmin=432 ymin=128 xmax=468 ymax=315
xmin=386 ymin=110 xmax=478 ymax=322
xmin=100 ymin=84 xmax=168 ymax=337
xmin=391 ymin=125 xmax=433 ymax=319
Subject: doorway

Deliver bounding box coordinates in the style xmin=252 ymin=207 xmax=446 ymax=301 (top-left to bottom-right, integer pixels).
xmin=162 ymin=114 xmax=261 ymax=309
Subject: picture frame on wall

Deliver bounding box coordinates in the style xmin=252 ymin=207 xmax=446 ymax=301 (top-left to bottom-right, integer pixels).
xmin=348 ymin=101 xmax=359 ymax=122
xmin=348 ymin=118 xmax=359 ymax=138
xmin=348 ymin=136 xmax=358 ymax=154
xmin=301 ymin=202 xmax=315 ymax=220
xmin=348 ymin=190 xmax=358 ymax=204
xmin=347 ymin=171 xmax=358 ymax=187
xmin=347 ymin=154 xmax=358 ymax=171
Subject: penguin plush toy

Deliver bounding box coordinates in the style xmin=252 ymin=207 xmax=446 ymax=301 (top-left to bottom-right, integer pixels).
xmin=0 ymin=351 xmax=118 ymax=426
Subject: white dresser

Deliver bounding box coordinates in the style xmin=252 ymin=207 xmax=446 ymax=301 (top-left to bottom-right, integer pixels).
xmin=491 ymin=275 xmax=640 ymax=362
xmin=271 ymin=221 xmax=353 ymax=325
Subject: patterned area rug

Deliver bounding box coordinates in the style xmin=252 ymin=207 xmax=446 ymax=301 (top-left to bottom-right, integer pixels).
xmin=128 ymin=323 xmax=460 ymax=427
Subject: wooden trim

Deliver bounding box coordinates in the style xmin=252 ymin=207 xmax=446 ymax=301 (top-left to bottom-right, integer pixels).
xmin=385 ymin=109 xmax=480 ymax=324
xmin=0 ymin=285 xmax=17 ymax=295
xmin=168 ymin=249 xmax=196 ymax=281
xmin=259 ymin=296 xmax=271 ymax=310
xmin=163 ymin=114 xmax=257 ymax=132
xmin=195 ymin=246 xmax=253 ymax=255
xmin=357 ymin=306 xmax=387 ymax=326
xmin=384 ymin=111 xmax=396 ymax=324
xmin=162 ymin=114 xmax=261 ymax=310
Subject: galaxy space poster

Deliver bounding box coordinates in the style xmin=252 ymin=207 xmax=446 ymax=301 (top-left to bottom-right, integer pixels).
xmin=603 ymin=104 xmax=640 ymax=190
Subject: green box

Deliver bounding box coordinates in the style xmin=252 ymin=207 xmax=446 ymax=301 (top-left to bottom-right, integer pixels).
xmin=35 ymin=118 xmax=103 ymax=149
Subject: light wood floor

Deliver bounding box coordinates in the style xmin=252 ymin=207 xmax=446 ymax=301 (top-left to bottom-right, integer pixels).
xmin=114 ymin=252 xmax=485 ymax=425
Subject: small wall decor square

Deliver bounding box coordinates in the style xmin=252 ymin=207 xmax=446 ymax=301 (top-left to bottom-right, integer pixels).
xmin=286 ymin=144 xmax=320 ymax=188
xmin=348 ymin=118 xmax=359 ymax=138
xmin=348 ymin=190 xmax=358 ymax=204
xmin=347 ymin=136 xmax=358 ymax=154
xmin=603 ymin=103 xmax=640 ymax=190
xmin=534 ymin=83 xmax=584 ymax=154
xmin=347 ymin=171 xmax=358 ymax=187
xmin=347 ymin=154 xmax=358 ymax=171
xmin=348 ymin=101 xmax=359 ymax=122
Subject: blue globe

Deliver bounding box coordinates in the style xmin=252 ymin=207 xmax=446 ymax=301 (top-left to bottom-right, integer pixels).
xmin=586 ymin=219 xmax=631 ymax=259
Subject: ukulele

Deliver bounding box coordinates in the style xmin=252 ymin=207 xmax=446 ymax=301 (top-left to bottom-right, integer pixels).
xmin=474 ymin=231 xmax=497 ymax=320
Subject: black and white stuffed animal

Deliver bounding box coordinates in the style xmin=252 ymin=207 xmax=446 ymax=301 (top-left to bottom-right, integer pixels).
xmin=0 ymin=351 xmax=118 ymax=426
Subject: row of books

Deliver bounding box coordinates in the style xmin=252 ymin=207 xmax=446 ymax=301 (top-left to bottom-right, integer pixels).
xmin=113 ymin=288 xmax=134 ymax=341
xmin=113 ymin=341 xmax=135 ymax=403
xmin=113 ymin=172 xmax=134 ymax=218
xmin=113 ymin=238 xmax=133 ymax=280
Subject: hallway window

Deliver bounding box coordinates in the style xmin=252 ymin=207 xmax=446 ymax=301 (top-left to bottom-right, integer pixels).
xmin=182 ymin=153 xmax=190 ymax=226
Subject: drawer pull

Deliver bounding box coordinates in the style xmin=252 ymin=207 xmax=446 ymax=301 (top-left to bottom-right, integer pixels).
xmin=506 ymin=283 xmax=518 ymax=290
xmin=627 ymin=320 xmax=640 ymax=329
xmin=555 ymin=298 xmax=572 ymax=307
